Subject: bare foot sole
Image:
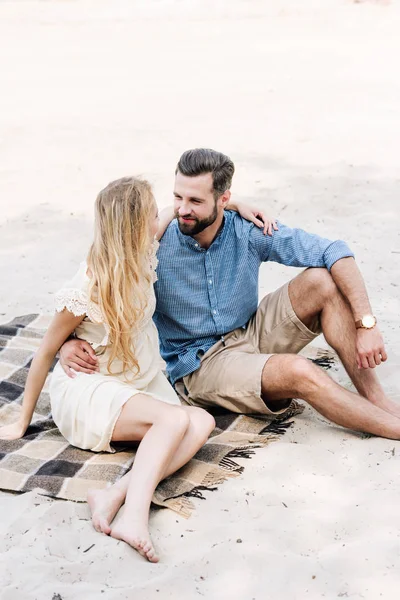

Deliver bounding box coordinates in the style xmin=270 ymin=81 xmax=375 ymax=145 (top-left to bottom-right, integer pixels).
xmin=111 ymin=518 xmax=159 ymax=563
xmin=87 ymin=487 xmax=125 ymax=535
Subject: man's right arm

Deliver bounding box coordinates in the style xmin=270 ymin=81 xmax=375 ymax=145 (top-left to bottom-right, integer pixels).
xmin=59 ymin=339 xmax=99 ymax=377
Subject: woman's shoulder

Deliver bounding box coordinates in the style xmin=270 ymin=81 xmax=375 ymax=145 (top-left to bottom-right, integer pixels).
xmin=54 ymin=261 xmax=92 ymax=318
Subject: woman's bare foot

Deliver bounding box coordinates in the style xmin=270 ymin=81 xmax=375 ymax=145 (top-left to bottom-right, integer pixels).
xmin=110 ymin=517 xmax=159 ymax=563
xmin=87 ymin=487 xmax=125 ymax=535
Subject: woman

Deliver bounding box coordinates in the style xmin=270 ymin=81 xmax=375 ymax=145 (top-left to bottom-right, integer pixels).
xmin=0 ymin=176 xmax=276 ymax=562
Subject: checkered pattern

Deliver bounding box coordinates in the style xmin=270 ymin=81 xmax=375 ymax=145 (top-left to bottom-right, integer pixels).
xmin=155 ymin=211 xmax=354 ymax=385
xmin=0 ymin=314 xmax=310 ymax=517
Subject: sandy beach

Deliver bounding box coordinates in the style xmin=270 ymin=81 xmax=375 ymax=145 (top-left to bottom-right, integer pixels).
xmin=1 ymin=1 xmax=400 ymax=598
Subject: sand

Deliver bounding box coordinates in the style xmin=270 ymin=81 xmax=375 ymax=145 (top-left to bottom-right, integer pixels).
xmin=1 ymin=1 xmax=400 ymax=598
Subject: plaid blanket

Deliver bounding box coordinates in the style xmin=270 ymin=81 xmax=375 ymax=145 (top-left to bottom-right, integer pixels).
xmin=0 ymin=314 xmax=321 ymax=518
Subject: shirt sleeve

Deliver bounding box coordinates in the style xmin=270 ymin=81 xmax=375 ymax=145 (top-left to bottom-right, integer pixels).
xmin=54 ymin=262 xmax=90 ymax=316
xmin=249 ymin=221 xmax=355 ymax=271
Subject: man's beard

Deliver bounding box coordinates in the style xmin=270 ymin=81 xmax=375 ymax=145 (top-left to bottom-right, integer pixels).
xmin=176 ymin=203 xmax=218 ymax=236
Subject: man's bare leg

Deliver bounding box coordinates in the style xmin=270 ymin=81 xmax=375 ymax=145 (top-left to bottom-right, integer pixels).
xmin=288 ymin=268 xmax=400 ymax=418
xmin=262 ymin=354 xmax=400 ymax=439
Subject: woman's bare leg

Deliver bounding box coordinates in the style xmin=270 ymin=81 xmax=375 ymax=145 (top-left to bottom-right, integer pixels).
xmin=88 ymin=399 xmax=215 ymax=562
xmin=88 ymin=407 xmax=214 ymax=536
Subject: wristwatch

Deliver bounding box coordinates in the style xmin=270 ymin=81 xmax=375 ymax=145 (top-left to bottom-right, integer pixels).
xmin=355 ymin=315 xmax=377 ymax=330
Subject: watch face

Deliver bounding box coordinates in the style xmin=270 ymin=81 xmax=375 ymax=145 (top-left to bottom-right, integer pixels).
xmin=362 ymin=315 xmax=375 ymax=328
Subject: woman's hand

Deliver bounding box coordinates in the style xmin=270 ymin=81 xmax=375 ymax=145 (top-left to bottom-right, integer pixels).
xmin=228 ymin=201 xmax=278 ymax=236
xmin=0 ymin=418 xmax=28 ymax=441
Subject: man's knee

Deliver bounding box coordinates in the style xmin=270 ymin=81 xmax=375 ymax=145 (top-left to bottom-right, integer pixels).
xmin=290 ymin=356 xmax=324 ymax=394
xmin=262 ymin=354 xmax=325 ymax=399
xmin=289 ymin=268 xmax=339 ymax=324
xmin=304 ymin=268 xmax=337 ymax=302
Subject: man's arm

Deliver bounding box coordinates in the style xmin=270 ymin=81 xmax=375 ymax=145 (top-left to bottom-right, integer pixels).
xmin=251 ymin=221 xmax=355 ymax=269
xmin=250 ymin=222 xmax=386 ymax=369
xmin=330 ymin=257 xmax=387 ymax=369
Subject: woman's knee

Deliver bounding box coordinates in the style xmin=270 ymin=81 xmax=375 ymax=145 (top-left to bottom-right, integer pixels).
xmin=187 ymin=407 xmax=216 ymax=440
xmin=113 ymin=396 xmax=190 ymax=441
xmin=163 ymin=405 xmax=191 ymax=433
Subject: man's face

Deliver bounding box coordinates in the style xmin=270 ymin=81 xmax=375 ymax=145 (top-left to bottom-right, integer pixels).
xmin=173 ymin=172 xmax=219 ymax=236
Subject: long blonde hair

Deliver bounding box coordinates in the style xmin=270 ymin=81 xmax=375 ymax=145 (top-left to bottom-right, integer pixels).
xmin=87 ymin=176 xmax=155 ymax=378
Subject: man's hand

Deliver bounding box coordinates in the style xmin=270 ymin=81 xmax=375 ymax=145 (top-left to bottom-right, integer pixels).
xmin=59 ymin=339 xmax=99 ymax=378
xmin=356 ymin=327 xmax=388 ymax=369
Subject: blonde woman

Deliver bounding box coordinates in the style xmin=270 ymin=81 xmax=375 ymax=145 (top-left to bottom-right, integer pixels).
xmin=0 ymin=177 xmax=276 ymax=562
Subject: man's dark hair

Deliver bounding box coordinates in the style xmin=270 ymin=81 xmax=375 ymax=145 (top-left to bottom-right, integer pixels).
xmin=176 ymin=148 xmax=235 ymax=199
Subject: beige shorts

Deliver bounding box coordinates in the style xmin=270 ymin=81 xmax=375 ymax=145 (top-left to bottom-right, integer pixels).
xmin=182 ymin=281 xmax=321 ymax=416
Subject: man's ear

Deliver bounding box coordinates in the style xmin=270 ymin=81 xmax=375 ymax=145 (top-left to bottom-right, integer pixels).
xmin=220 ymin=190 xmax=231 ymax=208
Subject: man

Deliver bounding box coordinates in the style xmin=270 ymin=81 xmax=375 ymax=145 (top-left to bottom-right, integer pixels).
xmin=60 ymin=148 xmax=400 ymax=439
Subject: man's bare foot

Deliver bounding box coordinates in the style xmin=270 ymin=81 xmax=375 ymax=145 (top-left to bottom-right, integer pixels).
xmin=110 ymin=517 xmax=159 ymax=563
xmin=87 ymin=487 xmax=125 ymax=535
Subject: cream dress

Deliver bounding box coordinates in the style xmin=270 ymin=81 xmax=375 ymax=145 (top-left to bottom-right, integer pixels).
xmin=49 ymin=248 xmax=180 ymax=453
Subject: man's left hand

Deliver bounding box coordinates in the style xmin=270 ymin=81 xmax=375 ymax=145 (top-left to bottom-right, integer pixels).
xmin=356 ymin=326 xmax=388 ymax=369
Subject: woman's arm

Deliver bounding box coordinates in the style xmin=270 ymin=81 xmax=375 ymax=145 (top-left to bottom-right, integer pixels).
xmin=0 ymin=310 xmax=85 ymax=440
xmin=226 ymin=200 xmax=278 ymax=236
xmin=155 ymin=206 xmax=176 ymax=241
xmin=155 ymin=202 xmax=278 ymax=240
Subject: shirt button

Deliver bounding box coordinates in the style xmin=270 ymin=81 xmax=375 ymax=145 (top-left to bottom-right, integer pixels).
xmin=213 ymin=310 xmax=217 ymax=314
xmin=195 ymin=243 xmax=199 ymax=248
xmin=209 ymin=280 xmax=212 ymax=285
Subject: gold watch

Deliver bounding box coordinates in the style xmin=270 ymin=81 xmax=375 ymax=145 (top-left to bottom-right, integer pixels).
xmin=355 ymin=315 xmax=377 ymax=330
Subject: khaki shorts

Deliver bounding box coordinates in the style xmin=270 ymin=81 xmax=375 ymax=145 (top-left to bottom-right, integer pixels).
xmin=182 ymin=281 xmax=321 ymax=416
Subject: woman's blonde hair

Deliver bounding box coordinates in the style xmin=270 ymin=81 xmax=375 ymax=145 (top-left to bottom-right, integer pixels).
xmin=87 ymin=176 xmax=155 ymax=378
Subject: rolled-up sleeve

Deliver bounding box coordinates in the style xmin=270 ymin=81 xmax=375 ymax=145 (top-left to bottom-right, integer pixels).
xmin=250 ymin=222 xmax=355 ymax=271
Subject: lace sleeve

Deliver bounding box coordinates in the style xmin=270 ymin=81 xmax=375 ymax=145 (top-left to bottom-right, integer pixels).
xmin=54 ymin=261 xmax=93 ymax=317
xmin=150 ymin=239 xmax=159 ymax=282
xmin=54 ymin=288 xmax=88 ymax=317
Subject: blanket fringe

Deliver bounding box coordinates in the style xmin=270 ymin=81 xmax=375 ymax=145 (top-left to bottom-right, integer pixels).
xmin=162 ymin=495 xmax=196 ymax=519
xmin=182 ymin=485 xmax=219 ymax=500
xmin=311 ymin=355 xmax=335 ymax=370
xmin=219 ymin=456 xmax=246 ymax=471
xmin=260 ymin=419 xmax=294 ymax=435
xmin=222 ymin=446 xmax=256 ymax=460
xmin=161 ymin=437 xmax=279 ymax=517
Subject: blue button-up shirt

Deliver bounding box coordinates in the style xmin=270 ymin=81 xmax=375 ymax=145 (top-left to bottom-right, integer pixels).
xmin=154 ymin=210 xmax=354 ymax=385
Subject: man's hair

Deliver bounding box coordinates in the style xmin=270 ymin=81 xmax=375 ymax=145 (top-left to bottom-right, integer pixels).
xmin=176 ymin=148 xmax=235 ymax=199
